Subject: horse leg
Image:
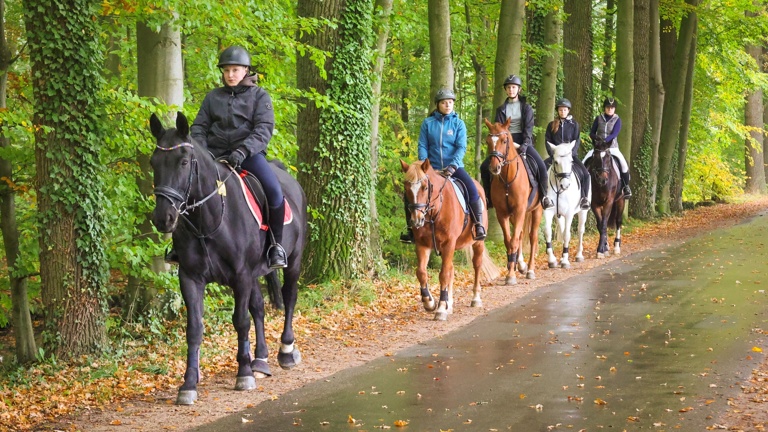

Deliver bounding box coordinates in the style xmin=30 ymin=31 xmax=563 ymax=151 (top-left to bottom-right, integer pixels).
xmin=177 ymin=277 xmax=205 ymax=405
xmin=416 ymin=245 xmax=436 ymax=311
xmin=247 ymin=280 xmax=271 ymax=377
xmin=574 ymin=209 xmax=588 ymax=262
xmin=595 ymin=208 xmax=608 ymax=259
xmin=496 ymin=214 xmax=516 ymax=285
xmin=434 ymin=246 xmax=456 ymax=321
xmin=560 ymin=213 xmax=575 ymax=269
xmin=277 ymin=260 xmax=303 ymax=370
xmin=233 ymin=281 xmax=257 ymax=390
xmin=526 ymin=209 xmax=542 ymax=279
xmin=470 ymin=241 xmax=484 ymax=308
xmin=543 ymin=209 xmax=557 ymax=268
xmin=614 ymin=202 xmax=624 ymax=255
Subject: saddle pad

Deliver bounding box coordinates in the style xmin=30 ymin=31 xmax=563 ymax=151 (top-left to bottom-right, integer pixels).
xmin=235 ymin=170 xmax=294 ymax=231
xmin=449 ymin=178 xmax=468 ymax=213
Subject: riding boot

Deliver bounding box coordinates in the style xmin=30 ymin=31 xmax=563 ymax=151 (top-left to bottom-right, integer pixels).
xmin=469 ymin=198 xmax=487 ymax=241
xmin=621 ymin=172 xmax=632 ymax=198
xmin=165 ymin=246 xmax=179 ymax=265
xmin=267 ymin=200 xmax=287 ymax=269
xmin=399 ymin=198 xmax=414 ymax=243
xmin=578 ymin=162 xmax=591 ymax=210
xmin=480 ymin=158 xmax=493 ymax=209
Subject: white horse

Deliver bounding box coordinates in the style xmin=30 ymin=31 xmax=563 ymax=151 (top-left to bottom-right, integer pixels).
xmin=543 ymin=141 xmax=591 ymax=269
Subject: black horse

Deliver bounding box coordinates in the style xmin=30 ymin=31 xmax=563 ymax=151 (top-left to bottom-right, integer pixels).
xmin=149 ymin=112 xmax=307 ymax=405
xmin=585 ymin=137 xmax=625 ymax=258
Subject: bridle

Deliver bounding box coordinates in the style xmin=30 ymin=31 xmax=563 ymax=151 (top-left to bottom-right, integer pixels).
xmin=549 ymin=157 xmax=573 ymax=193
xmin=487 ymin=129 xmax=520 ymax=170
xmin=588 ymin=150 xmax=611 ymax=186
xmin=405 ymin=171 xmax=449 ymax=255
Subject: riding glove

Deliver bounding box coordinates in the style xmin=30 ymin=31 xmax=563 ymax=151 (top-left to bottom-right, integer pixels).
xmin=226 ymin=148 xmax=247 ymax=169
xmin=442 ymin=165 xmax=457 ymax=177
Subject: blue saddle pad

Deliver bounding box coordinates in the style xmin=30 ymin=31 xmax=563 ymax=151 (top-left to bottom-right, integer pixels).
xmin=449 ymin=178 xmax=469 ymax=214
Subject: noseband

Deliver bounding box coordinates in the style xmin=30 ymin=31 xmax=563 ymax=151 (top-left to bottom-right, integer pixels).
xmin=487 ymin=131 xmax=520 ymax=168
xmin=405 ymin=175 xmax=435 ymax=217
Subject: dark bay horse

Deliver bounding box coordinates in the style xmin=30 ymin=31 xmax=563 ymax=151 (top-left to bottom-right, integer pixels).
xmin=585 ymin=138 xmax=624 ymax=258
xmin=485 ymin=118 xmax=543 ymax=284
xmin=401 ymin=159 xmax=490 ymax=321
xmin=149 ymin=112 xmax=307 ymax=405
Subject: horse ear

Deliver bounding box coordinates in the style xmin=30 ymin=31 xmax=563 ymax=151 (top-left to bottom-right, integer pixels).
xmin=150 ymin=113 xmax=164 ymax=140
xmin=503 ymin=116 xmax=511 ymax=129
xmin=175 ymin=112 xmax=189 ymax=137
xmin=400 ymin=159 xmax=410 ymax=173
xmin=484 ymin=118 xmax=492 ymax=129
xmin=421 ymin=159 xmax=432 ymax=172
xmin=546 ymin=141 xmax=555 ymax=154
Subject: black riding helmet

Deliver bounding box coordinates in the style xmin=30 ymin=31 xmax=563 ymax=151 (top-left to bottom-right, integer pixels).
xmin=603 ymin=97 xmax=617 ymax=108
xmin=434 ymin=88 xmax=456 ymax=104
xmin=503 ymin=74 xmax=523 ymax=88
xmin=217 ymin=46 xmax=251 ymax=68
xmin=555 ymin=98 xmax=572 ymax=109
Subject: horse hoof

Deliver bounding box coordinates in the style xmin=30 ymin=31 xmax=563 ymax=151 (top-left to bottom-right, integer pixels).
xmin=575 ymin=256 xmax=584 ymax=262
xmin=526 ymin=271 xmax=536 ymax=280
xmin=548 ymin=262 xmax=557 ymax=268
xmin=561 ymin=262 xmax=571 ymax=269
xmin=235 ymin=376 xmax=256 ymax=391
xmin=251 ymin=359 xmax=272 ymax=377
xmin=471 ymin=299 xmax=482 ymax=308
xmin=518 ymin=263 xmax=528 ymax=273
xmin=506 ymin=276 xmax=517 ymax=285
xmin=434 ymin=311 xmax=448 ymax=321
xmin=176 ymin=390 xmax=198 ymax=405
xmin=597 ymin=253 xmax=605 ymax=259
xmin=278 ymin=348 xmax=302 ymax=370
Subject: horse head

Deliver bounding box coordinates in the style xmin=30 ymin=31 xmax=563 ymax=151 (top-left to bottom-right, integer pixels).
xmin=484 ymin=118 xmax=520 ymax=176
xmin=149 ymin=112 xmax=199 ymax=233
xmin=587 ymin=149 xmax=612 ymax=188
xmin=546 ymin=141 xmax=576 ymax=191
xmin=593 ymin=136 xmax=611 ymax=152
xmin=401 ymin=159 xmax=436 ymax=229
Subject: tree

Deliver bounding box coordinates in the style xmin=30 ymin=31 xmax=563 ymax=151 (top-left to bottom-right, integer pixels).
xmin=464 ymin=0 xmax=491 ymax=176
xmin=614 ymin=0 xmax=634 ymax=187
xmin=744 ymin=39 xmax=766 ymax=194
xmin=563 ymin=0 xmax=593 ymax=129
xmin=600 ymin=0 xmax=615 ymax=94
xmin=24 ymin=0 xmax=109 ymax=357
xmin=656 ymin=0 xmax=698 ymax=214
xmin=297 ymin=0 xmax=376 ymax=282
xmin=629 ymin=0 xmax=650 ymax=219
xmin=534 ymin=4 xmax=562 ymax=155
xmin=492 ymin=0 xmax=525 ymax=108
xmin=428 ymin=0 xmax=455 ymax=94
xmin=0 ymin=0 xmax=35 ymax=363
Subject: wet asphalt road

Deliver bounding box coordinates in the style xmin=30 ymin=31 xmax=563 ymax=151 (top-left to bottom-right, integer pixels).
xmin=195 ymin=212 xmax=768 ymax=431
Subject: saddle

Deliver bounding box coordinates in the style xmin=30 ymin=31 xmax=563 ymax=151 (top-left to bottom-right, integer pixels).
xmin=228 ymin=166 xmax=294 ymax=230
xmin=521 ymin=152 xmax=540 ymax=207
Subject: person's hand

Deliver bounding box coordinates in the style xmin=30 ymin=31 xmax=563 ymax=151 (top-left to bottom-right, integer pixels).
xmin=442 ymin=165 xmax=457 ymax=177
xmin=226 ymin=148 xmax=246 ymax=169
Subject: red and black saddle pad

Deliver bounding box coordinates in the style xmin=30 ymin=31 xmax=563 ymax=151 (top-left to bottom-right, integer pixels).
xmin=236 ymin=170 xmax=294 ymax=231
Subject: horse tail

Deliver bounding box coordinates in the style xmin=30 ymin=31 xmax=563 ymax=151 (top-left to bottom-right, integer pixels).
xmin=464 ymin=246 xmax=501 ymax=283
xmin=522 ymin=211 xmax=534 ymax=250
xmin=264 ymin=271 xmax=285 ymax=311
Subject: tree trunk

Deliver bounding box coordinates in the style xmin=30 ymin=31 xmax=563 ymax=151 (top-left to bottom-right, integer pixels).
xmin=744 ymin=40 xmax=766 ymax=193
xmin=563 ymin=0 xmax=593 ymax=129
xmin=600 ymin=0 xmax=615 ymax=94
xmin=629 ymin=0 xmax=649 ymax=219
xmin=615 ymin=0 xmax=634 ymax=181
xmin=656 ymin=0 xmax=698 ymax=214
xmin=0 ymin=0 xmax=36 ymax=363
xmin=492 ymin=0 xmax=525 ymax=108
xmin=429 ymin=0 xmax=454 ymax=95
xmin=297 ymin=0 xmax=376 ymax=282
xmin=25 ymin=0 xmax=108 ymax=358
xmin=464 ymin=1 xmax=490 ymax=177
xmin=129 ymin=20 xmax=183 ymax=320
xmin=534 ymin=6 xmax=562 ymax=156
xmin=369 ymin=0 xmax=393 ymax=270
xmin=764 ymin=46 xmax=768 ymax=182
xmin=672 ymin=25 xmax=699 ymax=210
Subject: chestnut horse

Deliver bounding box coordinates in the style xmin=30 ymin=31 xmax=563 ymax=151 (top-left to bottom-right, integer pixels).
xmin=584 ymin=138 xmax=625 ymax=258
xmin=401 ymin=159 xmax=489 ymax=321
xmin=485 ymin=118 xmax=543 ymax=284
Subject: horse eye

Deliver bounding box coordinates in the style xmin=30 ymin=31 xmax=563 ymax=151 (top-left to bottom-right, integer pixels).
xmin=181 ymin=158 xmax=189 ymax=166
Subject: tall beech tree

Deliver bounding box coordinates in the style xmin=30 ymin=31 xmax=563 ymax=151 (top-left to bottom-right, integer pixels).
xmin=428 ymin=0 xmax=454 ymax=94
xmin=24 ymin=0 xmax=109 ymax=357
xmin=492 ymin=0 xmax=525 ymax=108
xmin=563 ymin=0 xmax=593 ymax=130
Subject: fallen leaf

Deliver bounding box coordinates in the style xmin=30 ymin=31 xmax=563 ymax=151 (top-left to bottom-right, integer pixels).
xmin=394 ymin=419 xmax=409 ymax=427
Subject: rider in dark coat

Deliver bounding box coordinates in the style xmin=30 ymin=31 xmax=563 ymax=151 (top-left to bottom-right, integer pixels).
xmin=587 ymin=97 xmax=632 ymax=198
xmin=544 ymin=98 xmax=591 ymax=210
xmin=481 ymin=74 xmax=552 ymax=209
xmin=190 ymin=45 xmax=286 ymax=269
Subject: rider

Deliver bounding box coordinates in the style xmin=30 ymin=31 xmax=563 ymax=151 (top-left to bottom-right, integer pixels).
xmin=480 ymin=74 xmax=552 ymax=210
xmin=188 ymin=45 xmax=287 ymax=269
xmin=400 ymin=88 xmax=487 ymax=243
xmin=544 ymin=97 xmax=591 ymax=211
xmin=586 ymin=97 xmax=632 ymax=198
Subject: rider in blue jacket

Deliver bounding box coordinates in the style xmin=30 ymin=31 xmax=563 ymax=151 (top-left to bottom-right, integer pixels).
xmin=400 ymin=88 xmax=486 ymax=243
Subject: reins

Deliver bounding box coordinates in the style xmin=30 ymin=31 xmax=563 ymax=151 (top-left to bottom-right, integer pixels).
xmin=406 ymin=171 xmax=450 ymax=255
xmin=488 ymin=130 xmax=526 ymax=213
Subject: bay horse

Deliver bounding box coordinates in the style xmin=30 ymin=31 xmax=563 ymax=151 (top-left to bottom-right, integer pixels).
xmin=400 ymin=159 xmax=490 ymax=321
xmin=484 ymin=118 xmax=543 ymax=284
xmin=542 ymin=141 xmax=590 ymax=268
xmin=584 ymin=137 xmax=624 ymax=258
xmin=149 ymin=112 xmax=307 ymax=405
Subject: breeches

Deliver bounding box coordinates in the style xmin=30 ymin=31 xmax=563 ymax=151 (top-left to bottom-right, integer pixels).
xmin=240 ymin=152 xmax=284 ymax=206
xmin=451 ymin=168 xmax=480 ymax=203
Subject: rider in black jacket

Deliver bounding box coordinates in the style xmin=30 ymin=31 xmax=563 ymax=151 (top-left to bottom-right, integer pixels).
xmin=544 ymin=98 xmax=591 ymax=210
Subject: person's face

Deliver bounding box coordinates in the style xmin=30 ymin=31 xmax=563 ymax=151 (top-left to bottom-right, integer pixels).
xmin=221 ymin=65 xmax=248 ymax=86
xmin=557 ymin=106 xmax=570 ymax=118
xmin=437 ymin=98 xmax=454 ymax=115
xmin=604 ymin=106 xmax=616 ymax=116
xmin=505 ymin=84 xmax=520 ymax=99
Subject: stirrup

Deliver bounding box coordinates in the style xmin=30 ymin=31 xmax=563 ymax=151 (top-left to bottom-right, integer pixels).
xmin=473 ymin=224 xmax=487 ymax=241
xmin=267 ymin=244 xmax=287 ymax=269
xmin=623 ymin=186 xmax=632 ymax=198
xmin=579 ymin=197 xmax=590 ymax=210
xmin=542 ymin=196 xmax=554 ymax=209
xmin=399 ymin=230 xmax=414 ymax=244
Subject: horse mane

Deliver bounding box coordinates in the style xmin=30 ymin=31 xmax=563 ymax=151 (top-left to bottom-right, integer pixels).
xmin=405 ymin=161 xmax=427 ymax=182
